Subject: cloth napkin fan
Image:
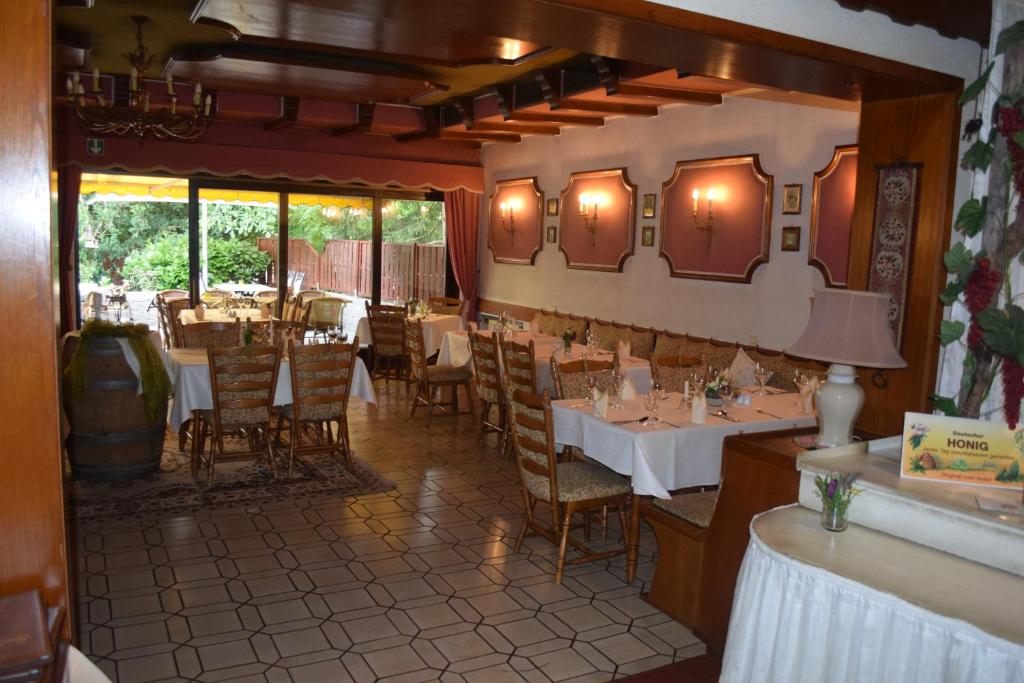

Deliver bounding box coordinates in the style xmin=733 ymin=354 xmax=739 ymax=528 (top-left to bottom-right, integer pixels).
xmin=193 ymin=305 xmax=205 ymax=321
xmin=617 ymin=339 xmax=631 ymax=359
xmin=730 ymin=347 xmax=756 ymax=387
xmin=620 ymin=375 xmax=637 ymax=401
xmin=529 ymin=318 xmax=541 ymax=335
xmin=800 ymin=376 xmax=819 ymax=414
xmin=593 ymin=389 xmax=610 ymax=419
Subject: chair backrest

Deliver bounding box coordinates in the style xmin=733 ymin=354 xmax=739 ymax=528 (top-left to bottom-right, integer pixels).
xmin=366 ymin=302 xmax=407 ymax=359
xmin=281 ymin=297 xmax=296 ymax=322
xmin=499 ymin=336 xmax=537 ymax=395
xmin=165 ymin=298 xmax=191 ymax=348
xmin=201 ymin=289 xmax=232 ymax=308
xmin=308 ymin=297 xmax=345 ymax=327
xmin=650 ymin=355 xmax=700 ymax=393
xmin=287 ymin=337 xmax=359 ymax=422
xmin=428 ymin=297 xmax=463 ymax=317
xmin=207 ymin=344 xmax=281 ymax=429
xmin=504 ymin=384 xmax=559 ymax=525
xmin=270 ymin=319 xmax=308 ymax=348
xmin=468 ymin=330 xmax=501 ymax=404
xmin=549 ymin=356 xmax=617 ymax=400
xmin=296 ymin=289 xmax=325 ymax=306
xmin=290 ymin=272 xmax=305 ymax=294
xmin=158 ymin=289 xmax=189 ymax=301
xmin=405 ymin=318 xmax=429 ymax=381
xmin=180 ymin=320 xmax=240 ymax=349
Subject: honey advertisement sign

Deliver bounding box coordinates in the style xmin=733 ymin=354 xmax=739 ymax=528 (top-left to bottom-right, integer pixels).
xmin=901 ymin=412 xmax=1024 ymax=490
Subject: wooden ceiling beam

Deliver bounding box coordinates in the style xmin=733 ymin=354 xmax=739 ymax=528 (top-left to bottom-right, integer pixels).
xmin=393 ymin=106 xmax=443 ymax=142
xmin=263 ymin=95 xmax=300 ymax=131
xmin=453 ymin=97 xmax=475 ymax=127
xmin=469 ymin=121 xmax=560 ymax=136
xmin=557 ymin=98 xmax=659 ymax=116
xmin=329 ymin=102 xmax=376 ymax=137
xmin=508 ymin=110 xmax=605 ymax=126
xmin=535 ymin=70 xmax=563 ymax=109
xmin=490 ymin=85 xmax=516 ymax=120
xmin=440 ymin=130 xmax=521 ymax=143
xmin=591 ymin=56 xmax=720 ymax=105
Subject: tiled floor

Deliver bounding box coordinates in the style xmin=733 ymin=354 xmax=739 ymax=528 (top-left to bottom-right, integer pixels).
xmin=72 ymin=382 xmax=705 ymax=682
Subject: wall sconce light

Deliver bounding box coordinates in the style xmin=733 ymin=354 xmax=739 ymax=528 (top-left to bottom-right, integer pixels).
xmin=578 ymin=192 xmax=605 ymax=244
xmin=691 ymin=188 xmax=716 ymax=250
xmin=499 ymin=197 xmax=522 ymax=243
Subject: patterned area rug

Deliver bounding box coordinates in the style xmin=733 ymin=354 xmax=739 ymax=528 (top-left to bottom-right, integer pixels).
xmin=67 ymin=431 xmax=395 ymax=520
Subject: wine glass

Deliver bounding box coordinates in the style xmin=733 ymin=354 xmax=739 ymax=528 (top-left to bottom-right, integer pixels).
xmin=652 ymin=381 xmax=666 ymax=401
xmin=719 ymin=381 xmax=733 ymax=406
xmin=612 ymin=372 xmax=626 ymax=409
xmin=754 ymin=363 xmax=772 ymax=395
xmin=643 ymin=391 xmax=661 ymax=425
xmin=584 ymin=374 xmax=598 ymax=405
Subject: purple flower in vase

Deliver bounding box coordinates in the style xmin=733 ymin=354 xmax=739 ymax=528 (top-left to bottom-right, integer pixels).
xmin=826 ymin=478 xmax=838 ymax=500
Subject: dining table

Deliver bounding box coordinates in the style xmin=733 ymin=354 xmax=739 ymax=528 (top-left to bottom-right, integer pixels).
xmin=551 ymin=389 xmax=817 ymax=582
xmin=178 ymin=308 xmax=274 ymax=326
xmin=437 ymin=329 xmax=653 ymax=395
xmin=355 ymin=313 xmax=463 ymax=357
xmin=166 ymin=348 xmax=377 ymax=430
xmin=210 ymin=282 xmax=277 ymax=297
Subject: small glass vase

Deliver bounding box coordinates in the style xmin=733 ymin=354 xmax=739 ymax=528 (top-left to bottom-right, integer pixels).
xmin=563 ymin=340 xmax=572 ymax=357
xmin=820 ymin=504 xmax=848 ymax=532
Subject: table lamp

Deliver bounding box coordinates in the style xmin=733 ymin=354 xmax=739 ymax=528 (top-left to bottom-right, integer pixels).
xmin=786 ymin=289 xmax=907 ymax=447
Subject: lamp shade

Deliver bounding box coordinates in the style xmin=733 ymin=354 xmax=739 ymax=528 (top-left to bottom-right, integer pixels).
xmin=787 ymin=289 xmax=907 ymax=369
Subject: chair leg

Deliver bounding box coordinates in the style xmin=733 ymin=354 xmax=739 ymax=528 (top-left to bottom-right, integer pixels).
xmin=426 ymin=384 xmax=437 ymax=426
xmin=189 ymin=414 xmax=201 ymax=477
xmin=616 ymin=503 xmax=629 ymax=547
xmin=555 ymin=503 xmax=575 ymax=584
xmin=463 ymin=382 xmax=476 ymax=424
xmin=206 ymin=428 xmax=218 ymax=486
xmin=287 ymin=418 xmax=296 ymax=479
xmin=513 ymin=492 xmax=535 ymax=553
xmin=179 ymin=417 xmax=191 ymax=452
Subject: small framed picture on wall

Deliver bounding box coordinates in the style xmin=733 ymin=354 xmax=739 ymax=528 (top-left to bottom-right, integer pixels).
xmin=641 ymin=225 xmax=655 ymax=247
xmin=546 ymin=225 xmax=558 ymax=243
xmin=782 ymin=184 xmax=803 ymax=214
xmin=781 ymin=226 xmax=801 ymax=251
xmin=546 ymin=198 xmax=559 ymax=216
xmin=642 ymin=194 xmax=656 ymax=218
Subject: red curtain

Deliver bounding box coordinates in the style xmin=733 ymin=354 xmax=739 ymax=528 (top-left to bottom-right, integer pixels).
xmin=443 ymin=189 xmax=481 ymax=321
xmin=58 ymin=165 xmax=82 ymax=335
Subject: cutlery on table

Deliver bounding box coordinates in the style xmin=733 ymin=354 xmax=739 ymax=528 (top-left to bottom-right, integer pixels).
xmin=755 ymin=407 xmax=783 ymax=419
xmin=713 ymin=409 xmax=739 ymax=422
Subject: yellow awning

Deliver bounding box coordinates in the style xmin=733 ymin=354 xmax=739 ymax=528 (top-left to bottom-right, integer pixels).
xmin=79 ymin=173 xmax=374 ymax=210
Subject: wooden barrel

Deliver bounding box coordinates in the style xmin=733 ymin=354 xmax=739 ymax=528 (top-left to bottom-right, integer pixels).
xmin=64 ymin=336 xmax=167 ymax=480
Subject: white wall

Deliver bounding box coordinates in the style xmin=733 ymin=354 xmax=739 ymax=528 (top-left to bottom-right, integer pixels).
xmin=479 ymin=97 xmax=859 ymax=350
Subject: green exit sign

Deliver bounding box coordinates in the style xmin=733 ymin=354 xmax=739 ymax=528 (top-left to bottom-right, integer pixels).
xmin=86 ymin=138 xmax=104 ymax=156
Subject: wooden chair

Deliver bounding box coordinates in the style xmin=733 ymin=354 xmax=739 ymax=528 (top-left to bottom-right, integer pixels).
xmin=498 ymin=337 xmax=538 ymax=457
xmin=269 ymin=316 xmax=309 ymax=348
xmin=296 ymin=289 xmax=326 ymax=306
xmin=504 ymin=384 xmax=632 ymax=584
xmin=468 ymin=330 xmax=505 ymax=448
xmin=194 ymin=345 xmax=282 ymax=485
xmin=200 ymin=289 xmax=232 ymax=308
xmin=649 ymin=354 xmax=702 ymax=393
xmin=82 ymin=291 xmax=107 ymax=321
xmin=365 ymin=302 xmax=409 ymax=383
xmin=154 ymin=290 xmax=188 ymax=349
xmin=407 ymin=318 xmax=474 ymax=425
xmin=180 ymin=321 xmax=241 ymax=349
xmin=165 ymin=298 xmax=191 ymax=348
xmin=549 ymin=356 xmax=617 ymax=400
xmin=276 ymin=337 xmax=360 ymax=478
xmin=308 ymin=297 xmax=347 ymax=343
xmin=428 ymin=296 xmax=463 ymax=317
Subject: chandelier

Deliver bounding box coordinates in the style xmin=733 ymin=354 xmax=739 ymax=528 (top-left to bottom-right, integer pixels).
xmin=67 ymin=16 xmax=211 ymax=142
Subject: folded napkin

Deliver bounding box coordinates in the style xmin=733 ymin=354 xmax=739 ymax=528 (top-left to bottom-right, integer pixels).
xmin=193 ymin=305 xmax=205 ymax=321
xmin=593 ymin=390 xmax=609 ymax=419
xmin=729 ymin=347 xmax=756 ymax=387
xmin=690 ymin=394 xmax=707 ymax=424
xmin=620 ymin=376 xmax=637 ymax=401
xmin=617 ymin=339 xmax=631 ymax=359
xmin=529 ymin=318 xmax=541 ymax=335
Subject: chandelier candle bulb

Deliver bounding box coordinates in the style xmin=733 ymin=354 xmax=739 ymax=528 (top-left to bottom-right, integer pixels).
xmin=166 ymin=72 xmax=173 ymax=95
xmin=193 ymin=82 xmax=202 ymax=106
xmin=92 ymin=67 xmax=99 ymax=91
xmin=66 ymin=77 xmax=73 ymax=94
xmin=203 ymin=93 xmax=211 ymax=116
xmin=130 ymin=66 xmax=137 ymax=92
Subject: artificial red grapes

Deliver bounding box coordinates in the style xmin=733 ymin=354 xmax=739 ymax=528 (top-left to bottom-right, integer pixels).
xmin=963 ymin=258 xmax=1002 ymax=350
xmin=997 ymin=105 xmax=1024 ymax=194
xmin=1002 ymin=357 xmax=1024 ymax=429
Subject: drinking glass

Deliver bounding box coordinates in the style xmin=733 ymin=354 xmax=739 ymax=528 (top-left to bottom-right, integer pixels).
xmin=584 ymin=374 xmax=598 ymax=405
xmin=612 ymin=372 xmax=626 ymax=409
xmin=643 ymin=392 xmax=661 ymax=425
xmin=754 ymin=363 xmax=772 ymax=395
xmin=719 ymin=381 xmax=733 ymax=405
xmin=652 ymin=381 xmax=666 ymax=401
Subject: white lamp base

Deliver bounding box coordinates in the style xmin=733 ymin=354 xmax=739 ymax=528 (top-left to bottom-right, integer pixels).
xmin=814 ymin=363 xmax=864 ymax=448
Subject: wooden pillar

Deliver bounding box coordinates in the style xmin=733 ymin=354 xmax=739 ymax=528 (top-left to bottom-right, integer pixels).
xmin=849 ymin=92 xmax=962 ymax=435
xmin=0 ymin=0 xmax=71 ymax=631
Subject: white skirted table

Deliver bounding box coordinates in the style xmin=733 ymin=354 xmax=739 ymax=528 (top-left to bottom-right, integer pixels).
xmin=721 ymin=505 xmax=1024 ymax=683
xmin=178 ymin=308 xmax=270 ymax=326
xmin=166 ymin=348 xmax=376 ymax=429
xmin=355 ymin=313 xmax=463 ymax=357
xmin=437 ymin=329 xmax=653 ymax=395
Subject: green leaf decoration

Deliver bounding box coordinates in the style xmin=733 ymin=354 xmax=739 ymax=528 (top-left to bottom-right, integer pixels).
xmin=940 ymin=277 xmax=965 ymax=305
xmin=959 ymin=61 xmax=994 ymax=104
xmin=961 ymin=353 xmax=977 ymax=392
xmin=961 ymin=139 xmax=994 ymax=172
xmin=978 ymin=305 xmax=1024 ymax=363
xmin=930 ymin=394 xmax=959 ymax=417
xmin=942 ymin=242 xmax=974 ymax=275
xmin=955 ymin=197 xmax=987 ymax=237
xmin=997 ymin=20 xmax=1024 ymax=55
xmin=939 ymin=320 xmax=966 ymax=346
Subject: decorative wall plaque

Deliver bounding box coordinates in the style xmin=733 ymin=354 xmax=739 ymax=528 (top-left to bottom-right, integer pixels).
xmin=487 ymin=177 xmax=543 ymax=265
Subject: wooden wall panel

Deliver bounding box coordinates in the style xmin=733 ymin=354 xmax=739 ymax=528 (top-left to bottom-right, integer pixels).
xmin=849 ymin=92 xmax=960 ymax=435
xmin=0 ymin=0 xmax=70 ymax=624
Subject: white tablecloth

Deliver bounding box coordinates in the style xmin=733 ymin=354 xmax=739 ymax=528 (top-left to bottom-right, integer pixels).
xmin=722 ymin=505 xmax=1024 ymax=683
xmin=355 ymin=314 xmax=463 ymax=356
xmin=179 ymin=308 xmax=269 ymax=326
xmin=211 ymin=282 xmax=276 ymax=296
xmin=438 ymin=331 xmax=652 ymax=396
xmin=552 ymin=391 xmax=815 ymax=498
xmin=167 ymin=348 xmax=376 ymax=429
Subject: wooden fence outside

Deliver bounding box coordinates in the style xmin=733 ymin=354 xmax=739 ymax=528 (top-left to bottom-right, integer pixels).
xmin=257 ymin=237 xmax=446 ymax=300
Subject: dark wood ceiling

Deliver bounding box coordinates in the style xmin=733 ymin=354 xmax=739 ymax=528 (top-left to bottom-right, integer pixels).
xmin=54 ymin=0 xmax=965 ymax=147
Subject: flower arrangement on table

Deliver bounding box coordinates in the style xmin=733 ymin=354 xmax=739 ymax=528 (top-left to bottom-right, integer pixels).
xmin=562 ymin=329 xmax=576 ymax=355
xmin=705 ymin=369 xmax=731 ymax=399
xmin=814 ymin=471 xmax=862 ymax=532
